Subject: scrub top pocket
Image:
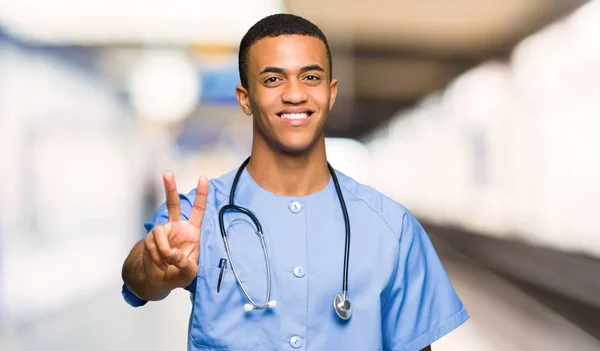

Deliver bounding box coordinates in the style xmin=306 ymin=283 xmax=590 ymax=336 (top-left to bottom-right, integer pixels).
xmin=189 ymin=264 xmax=261 ymax=351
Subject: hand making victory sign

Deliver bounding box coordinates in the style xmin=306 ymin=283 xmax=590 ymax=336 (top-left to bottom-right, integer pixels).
xmin=122 ymin=171 xmax=209 ymax=302
xmin=142 ymin=172 xmax=209 ymax=290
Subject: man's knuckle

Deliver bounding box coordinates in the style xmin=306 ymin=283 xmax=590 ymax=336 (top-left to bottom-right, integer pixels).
xmin=193 ymin=203 xmax=206 ymax=211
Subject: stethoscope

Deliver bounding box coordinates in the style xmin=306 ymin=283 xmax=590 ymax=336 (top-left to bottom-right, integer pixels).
xmin=218 ymin=156 xmax=353 ymax=321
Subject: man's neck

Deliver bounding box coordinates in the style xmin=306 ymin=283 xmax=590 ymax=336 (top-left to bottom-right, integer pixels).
xmin=247 ymin=137 xmax=330 ymax=197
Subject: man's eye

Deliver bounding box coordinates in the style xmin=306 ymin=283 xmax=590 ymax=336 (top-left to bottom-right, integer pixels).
xmin=265 ymin=77 xmax=280 ymax=83
xmin=305 ymin=75 xmax=319 ymax=81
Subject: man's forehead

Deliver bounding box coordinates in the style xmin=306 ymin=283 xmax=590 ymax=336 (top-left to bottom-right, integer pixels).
xmin=248 ymin=35 xmax=328 ymax=72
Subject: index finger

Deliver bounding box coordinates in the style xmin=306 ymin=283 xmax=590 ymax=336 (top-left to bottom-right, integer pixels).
xmin=188 ymin=176 xmax=209 ymax=228
xmin=163 ymin=171 xmax=181 ymax=222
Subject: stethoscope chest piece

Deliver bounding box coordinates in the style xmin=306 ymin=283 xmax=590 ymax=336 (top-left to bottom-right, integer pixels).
xmin=333 ymin=293 xmax=352 ymax=320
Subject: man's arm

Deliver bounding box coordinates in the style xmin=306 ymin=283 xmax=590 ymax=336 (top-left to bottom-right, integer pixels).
xmin=422 ymin=346 xmax=432 ymax=351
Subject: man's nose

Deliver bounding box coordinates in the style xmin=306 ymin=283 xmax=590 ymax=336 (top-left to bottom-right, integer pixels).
xmin=281 ymin=79 xmax=308 ymax=104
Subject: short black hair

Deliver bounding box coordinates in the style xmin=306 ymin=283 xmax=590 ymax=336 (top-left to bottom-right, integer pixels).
xmin=238 ymin=13 xmax=332 ymax=89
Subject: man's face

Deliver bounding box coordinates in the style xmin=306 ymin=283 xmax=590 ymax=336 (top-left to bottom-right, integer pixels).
xmin=236 ymin=35 xmax=337 ymax=154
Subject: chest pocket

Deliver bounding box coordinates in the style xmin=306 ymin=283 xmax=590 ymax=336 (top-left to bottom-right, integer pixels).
xmin=189 ymin=264 xmax=262 ymax=351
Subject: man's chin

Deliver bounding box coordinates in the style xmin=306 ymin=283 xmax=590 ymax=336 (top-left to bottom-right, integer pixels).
xmin=273 ymin=138 xmax=318 ymax=155
xmin=278 ymin=144 xmax=312 ymax=155
xmin=284 ymin=139 xmax=329 ymax=155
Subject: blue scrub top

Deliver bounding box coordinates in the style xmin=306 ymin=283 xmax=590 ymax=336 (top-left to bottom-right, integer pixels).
xmin=123 ymin=167 xmax=469 ymax=351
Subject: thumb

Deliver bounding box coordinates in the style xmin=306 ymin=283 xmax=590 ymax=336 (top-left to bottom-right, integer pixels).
xmin=168 ymin=248 xmax=181 ymax=265
xmin=171 ymin=249 xmax=198 ymax=282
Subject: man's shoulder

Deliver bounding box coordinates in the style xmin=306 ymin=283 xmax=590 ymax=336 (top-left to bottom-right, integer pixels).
xmin=334 ymin=169 xmax=412 ymax=238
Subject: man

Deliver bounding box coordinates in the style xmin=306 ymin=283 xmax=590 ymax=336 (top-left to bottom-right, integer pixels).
xmin=122 ymin=13 xmax=468 ymax=351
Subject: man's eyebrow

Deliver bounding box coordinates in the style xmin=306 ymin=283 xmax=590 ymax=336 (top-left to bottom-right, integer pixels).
xmin=259 ymin=64 xmax=326 ymax=75
xmin=300 ymin=64 xmax=325 ymax=74
xmin=259 ymin=66 xmax=285 ymax=75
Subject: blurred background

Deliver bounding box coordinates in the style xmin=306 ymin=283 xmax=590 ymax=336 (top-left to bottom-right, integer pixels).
xmin=0 ymin=0 xmax=599 ymax=350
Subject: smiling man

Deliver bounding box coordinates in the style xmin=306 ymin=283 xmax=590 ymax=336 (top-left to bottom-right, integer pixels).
xmin=121 ymin=13 xmax=469 ymax=351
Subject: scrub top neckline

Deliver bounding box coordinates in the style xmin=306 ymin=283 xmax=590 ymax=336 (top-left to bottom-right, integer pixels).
xmin=237 ymin=167 xmax=335 ymax=202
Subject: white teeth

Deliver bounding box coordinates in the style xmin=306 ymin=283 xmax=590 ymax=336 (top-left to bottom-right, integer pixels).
xmin=280 ymin=113 xmax=310 ymax=120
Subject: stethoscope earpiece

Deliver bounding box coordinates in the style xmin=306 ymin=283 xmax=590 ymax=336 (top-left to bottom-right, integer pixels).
xmin=243 ymin=300 xmax=277 ymax=313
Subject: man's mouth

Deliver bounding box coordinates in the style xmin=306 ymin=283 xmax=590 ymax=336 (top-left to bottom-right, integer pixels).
xmin=279 ymin=112 xmax=312 ymax=120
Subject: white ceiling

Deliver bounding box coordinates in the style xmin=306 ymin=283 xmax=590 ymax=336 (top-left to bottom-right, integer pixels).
xmin=286 ymin=0 xmax=588 ymax=55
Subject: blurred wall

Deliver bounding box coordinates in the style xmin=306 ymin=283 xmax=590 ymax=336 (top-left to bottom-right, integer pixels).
xmin=0 ymin=35 xmax=142 ymax=328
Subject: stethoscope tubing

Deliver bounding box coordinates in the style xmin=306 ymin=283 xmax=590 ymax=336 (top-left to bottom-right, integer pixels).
xmin=327 ymin=162 xmax=350 ymax=298
xmin=219 ymin=203 xmax=273 ymax=310
xmin=218 ymin=156 xmax=351 ymax=315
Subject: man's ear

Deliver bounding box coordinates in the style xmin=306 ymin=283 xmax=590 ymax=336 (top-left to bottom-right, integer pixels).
xmin=235 ymin=85 xmax=252 ymax=116
xmin=328 ymin=78 xmax=338 ymax=111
